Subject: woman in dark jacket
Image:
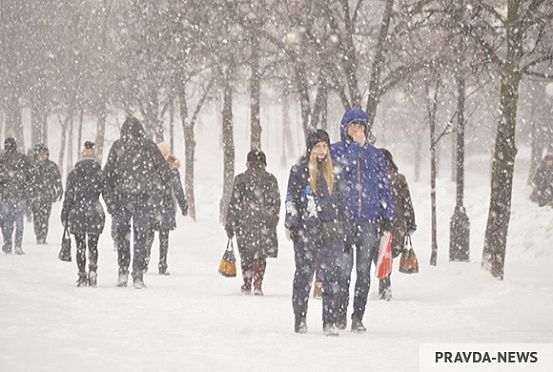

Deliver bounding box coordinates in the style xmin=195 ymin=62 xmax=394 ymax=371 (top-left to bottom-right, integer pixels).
xmin=145 ymin=142 xmax=188 ymax=275
xmin=379 ymin=149 xmax=416 ymax=301
xmin=530 ymin=154 xmax=553 ymax=207
xmin=61 ymin=142 xmax=106 ymax=287
xmin=285 ymin=130 xmax=347 ymax=336
xmin=225 ymin=150 xmax=280 ymax=296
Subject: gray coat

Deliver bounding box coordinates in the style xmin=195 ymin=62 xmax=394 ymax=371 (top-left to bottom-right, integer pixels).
xmin=225 ymin=165 xmax=280 ymax=258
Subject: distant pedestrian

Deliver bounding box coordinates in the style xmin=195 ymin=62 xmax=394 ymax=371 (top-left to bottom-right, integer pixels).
xmin=61 ymin=142 xmax=106 ymax=287
xmin=530 ymin=154 xmax=553 ymax=208
xmin=225 ymin=149 xmax=280 ymax=296
xmin=29 ymin=144 xmax=63 ymax=244
xmin=378 ymin=148 xmax=416 ymax=300
xmin=144 ymin=142 xmax=188 ymax=276
xmin=0 ymin=138 xmax=36 ymax=255
xmin=103 ymin=116 xmax=173 ymax=289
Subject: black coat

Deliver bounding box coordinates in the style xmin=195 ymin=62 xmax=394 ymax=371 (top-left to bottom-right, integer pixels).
xmin=388 ymin=168 xmax=416 ymax=256
xmin=0 ymin=149 xmax=36 ymax=200
xmin=61 ymin=159 xmax=106 ymax=235
xmin=32 ymin=159 xmax=63 ymax=203
xmin=103 ymin=118 xmax=172 ymax=214
xmin=225 ymin=164 xmax=280 ymax=258
xmin=151 ymin=168 xmax=188 ymax=231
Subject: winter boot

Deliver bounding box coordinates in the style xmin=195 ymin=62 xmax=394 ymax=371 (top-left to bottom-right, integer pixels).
xmin=76 ymin=271 xmax=88 ymax=287
xmin=323 ymin=322 xmax=339 ymax=336
xmin=88 ymin=264 xmax=98 ymax=287
xmin=379 ymin=287 xmax=392 ymax=301
xmin=294 ymin=316 xmax=307 ymax=334
xmin=240 ymin=283 xmax=252 ymax=295
xmin=351 ymin=317 xmax=366 ymax=333
xmin=132 ymin=272 xmax=146 ymax=289
xmin=241 ymin=267 xmax=253 ymax=295
xmin=117 ymin=269 xmax=129 ymax=287
xmin=159 ymin=267 xmax=170 ymax=276
xmin=312 ymin=281 xmax=323 ymax=300
xmin=14 ymin=246 xmax=24 ymax=255
xmin=252 ymin=258 xmax=266 ymax=296
xmin=336 ymin=311 xmax=347 ymax=330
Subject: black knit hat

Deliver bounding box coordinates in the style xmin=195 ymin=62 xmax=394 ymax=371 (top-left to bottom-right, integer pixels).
xmin=379 ymin=148 xmax=398 ymax=172
xmin=84 ymin=141 xmax=95 ymax=149
xmin=307 ymin=129 xmax=331 ymax=154
xmin=247 ymin=149 xmax=266 ymax=166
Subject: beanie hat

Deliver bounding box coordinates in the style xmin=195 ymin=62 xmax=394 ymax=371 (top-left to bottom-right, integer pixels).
xmin=4 ymin=137 xmax=17 ymax=152
xmin=247 ymin=149 xmax=267 ymax=166
xmin=544 ymin=154 xmax=553 ymax=162
xmin=82 ymin=141 xmax=96 ymax=158
xmin=306 ymin=129 xmax=331 ymax=154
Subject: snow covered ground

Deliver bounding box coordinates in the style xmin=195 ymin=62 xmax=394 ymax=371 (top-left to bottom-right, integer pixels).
xmin=1 ymin=119 xmax=552 ymax=372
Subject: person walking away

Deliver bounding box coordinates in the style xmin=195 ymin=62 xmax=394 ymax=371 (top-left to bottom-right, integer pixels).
xmin=285 ymin=130 xmax=347 ymax=336
xmin=378 ymin=148 xmax=416 ymax=300
xmin=0 ymin=138 xmax=36 ymax=255
xmin=330 ymin=108 xmax=394 ymax=332
xmin=530 ymin=154 xmax=553 ymax=208
xmin=103 ymin=116 xmax=172 ymax=289
xmin=225 ymin=150 xmax=280 ymax=296
xmin=61 ymin=142 xmax=106 ymax=287
xmin=144 ymin=142 xmax=188 ymax=275
xmin=30 ymin=144 xmax=63 ymax=244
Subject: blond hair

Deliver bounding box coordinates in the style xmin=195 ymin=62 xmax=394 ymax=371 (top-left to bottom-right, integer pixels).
xmin=157 ymin=142 xmax=181 ymax=171
xmin=308 ymin=150 xmax=334 ymax=194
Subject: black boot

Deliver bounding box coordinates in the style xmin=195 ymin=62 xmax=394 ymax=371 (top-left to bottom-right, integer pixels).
xmin=294 ymin=316 xmax=307 ymax=334
xmin=76 ymin=271 xmax=88 ymax=287
xmin=132 ymin=271 xmax=146 ymax=289
xmin=336 ymin=310 xmax=347 ymax=330
xmin=323 ymin=322 xmax=339 ymax=336
xmin=351 ymin=316 xmax=366 ymax=333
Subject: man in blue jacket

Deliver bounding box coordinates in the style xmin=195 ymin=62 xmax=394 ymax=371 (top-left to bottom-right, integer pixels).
xmin=331 ymin=108 xmax=394 ymax=332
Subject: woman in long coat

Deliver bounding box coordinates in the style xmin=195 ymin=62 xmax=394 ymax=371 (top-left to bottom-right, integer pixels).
xmin=145 ymin=142 xmax=188 ymax=275
xmin=61 ymin=142 xmax=106 ymax=287
xmin=225 ymin=150 xmax=280 ymax=296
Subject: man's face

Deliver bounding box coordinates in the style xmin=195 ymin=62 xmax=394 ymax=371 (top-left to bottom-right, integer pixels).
xmin=38 ymin=151 xmax=47 ymax=161
xmin=347 ymin=122 xmax=366 ymax=145
xmin=546 ymin=159 xmax=553 ymax=167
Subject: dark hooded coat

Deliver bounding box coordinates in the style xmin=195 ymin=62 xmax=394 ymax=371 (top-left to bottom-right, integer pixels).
xmin=0 ymin=145 xmax=36 ymax=201
xmin=225 ymin=163 xmax=281 ymax=258
xmin=30 ymin=145 xmax=63 ymax=203
xmin=61 ymin=158 xmax=106 ymax=235
xmin=103 ymin=117 xmax=172 ymax=214
xmin=530 ymin=157 xmax=553 ymax=207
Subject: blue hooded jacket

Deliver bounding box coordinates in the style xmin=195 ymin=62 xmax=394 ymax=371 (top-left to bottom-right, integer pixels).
xmin=330 ymin=109 xmax=394 ymax=222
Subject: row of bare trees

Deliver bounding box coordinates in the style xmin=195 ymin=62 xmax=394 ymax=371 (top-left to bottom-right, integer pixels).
xmin=0 ymin=0 xmax=551 ymax=279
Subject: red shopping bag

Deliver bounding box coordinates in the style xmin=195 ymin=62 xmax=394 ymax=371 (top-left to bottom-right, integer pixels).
xmin=376 ymin=232 xmax=393 ymax=279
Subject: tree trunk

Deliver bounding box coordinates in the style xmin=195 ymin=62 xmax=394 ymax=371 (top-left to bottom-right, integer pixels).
xmin=365 ymin=0 xmax=395 ymax=130
xmin=77 ymin=108 xmax=84 ymax=160
xmin=281 ymin=92 xmax=294 ymax=167
xmin=482 ymin=73 xmax=521 ymax=280
xmin=527 ymin=104 xmax=541 ymax=184
xmin=6 ymin=94 xmax=24 ymax=151
xmin=179 ymin=85 xmax=196 ymax=221
xmin=66 ymin=115 xmax=74 ymax=176
xmin=220 ymin=63 xmax=235 ymax=224
xmin=482 ymin=1 xmax=523 ymax=280
xmin=31 ymin=89 xmax=47 ymax=147
xmin=169 ymin=99 xmax=175 ymax=154
xmin=250 ymin=36 xmax=262 ymax=150
xmin=95 ymin=101 xmax=107 ymax=163
xmin=295 ymin=62 xmax=311 ymax=138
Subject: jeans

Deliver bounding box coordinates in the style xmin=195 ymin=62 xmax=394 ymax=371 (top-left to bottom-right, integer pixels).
xmin=341 ymin=220 xmax=380 ymax=321
xmin=112 ymin=195 xmax=151 ymax=275
xmin=292 ymin=230 xmax=345 ymax=323
xmin=1 ymin=199 xmax=25 ymax=253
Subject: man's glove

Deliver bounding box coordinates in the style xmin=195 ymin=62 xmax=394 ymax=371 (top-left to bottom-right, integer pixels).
xmin=224 ymin=224 xmax=234 ymax=239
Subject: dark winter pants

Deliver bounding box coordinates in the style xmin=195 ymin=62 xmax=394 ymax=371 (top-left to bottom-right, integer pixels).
xmin=31 ymin=199 xmax=52 ymax=243
xmin=0 ymin=199 xmax=25 ymax=253
xmin=341 ymin=220 xmax=380 ymax=321
xmin=292 ymin=232 xmax=345 ymax=324
xmin=145 ymin=228 xmax=170 ymax=273
xmin=239 ymin=251 xmax=266 ymax=291
xmin=75 ymin=233 xmax=99 ymax=274
xmin=112 ymin=196 xmax=150 ymax=275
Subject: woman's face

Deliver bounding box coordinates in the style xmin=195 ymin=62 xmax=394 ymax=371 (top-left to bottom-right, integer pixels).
xmin=313 ymin=141 xmax=328 ymax=160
